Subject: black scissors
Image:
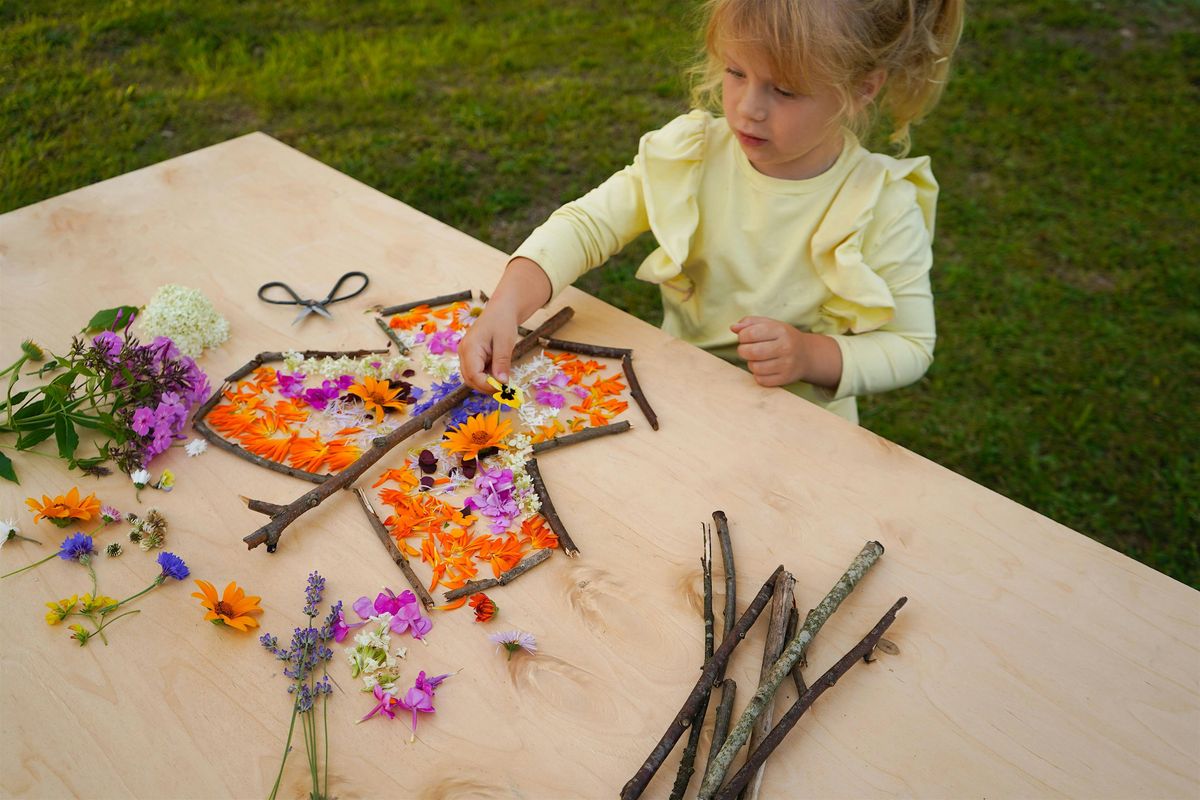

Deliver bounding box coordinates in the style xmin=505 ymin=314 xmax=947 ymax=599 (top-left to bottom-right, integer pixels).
xmin=257 ymin=271 xmax=370 ymax=325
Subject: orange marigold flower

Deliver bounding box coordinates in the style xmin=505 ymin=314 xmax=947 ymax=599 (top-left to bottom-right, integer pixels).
xmin=442 ymin=411 xmax=513 ymax=462
xmin=520 ymin=515 xmax=559 ymax=550
xmin=191 ymin=579 xmax=263 ymax=631
xmin=373 ymin=461 xmax=419 ymax=491
xmin=242 ymin=431 xmax=297 ymax=463
xmin=25 ymin=487 xmax=102 ymax=527
xmin=388 ymin=305 xmax=430 ymax=330
xmin=251 ymin=366 xmax=278 ymax=392
xmin=346 ymin=376 xmax=408 ymax=425
xmin=469 ymin=592 xmax=498 ymax=623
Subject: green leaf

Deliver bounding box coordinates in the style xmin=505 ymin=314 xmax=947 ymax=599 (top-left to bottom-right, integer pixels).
xmin=0 ymin=452 xmax=17 ymax=484
xmin=85 ymin=305 xmax=139 ymax=333
xmin=68 ymin=413 xmax=103 ymax=430
xmin=0 ymin=390 xmax=29 ymax=410
xmin=55 ymin=415 xmax=79 ymax=460
xmin=16 ymin=427 xmax=54 ymax=449
xmin=13 ymin=399 xmax=45 ymax=420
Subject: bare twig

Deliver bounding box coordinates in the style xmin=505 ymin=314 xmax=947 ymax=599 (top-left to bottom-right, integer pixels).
xmin=713 ymin=598 xmax=909 ymax=800
xmin=376 ymin=290 xmax=473 ymax=316
xmin=194 ymin=415 xmax=329 ymax=484
xmin=785 ymin=602 xmax=807 ymax=695
xmin=530 ymin=420 xmax=632 ymax=454
xmin=241 ymin=308 xmax=575 ymax=551
xmin=669 ymin=525 xmax=715 ymax=800
xmin=622 ymin=353 xmax=659 ymax=431
xmin=354 ymin=488 xmax=435 ymax=609
xmin=714 ymin=510 xmax=736 ymax=680
xmin=619 ymin=565 xmax=785 ymax=800
xmin=697 ymin=541 xmax=886 ymax=799
xmin=442 ymin=548 xmax=553 ymax=602
xmin=373 ymin=317 xmax=410 ymax=354
xmin=524 ymin=457 xmax=579 ymax=557
xmin=538 ymin=337 xmax=632 ymax=359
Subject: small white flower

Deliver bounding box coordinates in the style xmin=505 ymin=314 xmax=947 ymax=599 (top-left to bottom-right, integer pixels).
xmin=185 ymin=438 xmax=208 ymax=457
xmin=131 ymin=468 xmax=151 ymax=488
xmin=1 ymin=518 xmax=19 ymax=547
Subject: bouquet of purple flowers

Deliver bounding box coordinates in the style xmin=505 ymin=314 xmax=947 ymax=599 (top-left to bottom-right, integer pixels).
xmin=0 ymin=306 xmax=209 ymax=483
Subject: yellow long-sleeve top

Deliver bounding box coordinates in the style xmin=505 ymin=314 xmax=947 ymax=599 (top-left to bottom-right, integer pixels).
xmin=512 ymin=109 xmax=938 ymax=423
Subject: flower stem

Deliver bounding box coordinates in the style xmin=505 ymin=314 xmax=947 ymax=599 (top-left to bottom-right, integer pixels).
xmin=92 ymin=609 xmax=139 ymax=640
xmin=0 ymin=552 xmax=57 ymax=580
xmin=268 ymin=699 xmax=300 ymax=800
xmin=103 ymin=575 xmax=164 ymax=612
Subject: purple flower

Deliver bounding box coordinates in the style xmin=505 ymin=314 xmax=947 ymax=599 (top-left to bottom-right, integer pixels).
xmin=489 ymin=629 xmax=537 ymax=660
xmin=446 ymin=391 xmax=501 ymax=429
xmin=334 ymin=374 xmax=355 ymax=391
xmin=277 ymin=371 xmax=306 ymax=398
xmin=156 ymin=551 xmax=189 ymax=580
xmin=131 ymin=406 xmax=156 ymax=436
xmin=58 ymin=532 xmax=95 ymax=562
xmin=411 ymin=377 xmax=463 ymax=415
xmin=464 ymin=467 xmax=520 ymax=534
xmin=427 ymin=329 xmax=462 ymax=355
xmin=350 ymin=588 xmax=432 ymax=640
xmin=395 ymin=669 xmax=452 ymax=734
xmin=330 ymin=603 xmax=365 ymax=643
xmin=534 ymin=388 xmax=566 ymax=408
xmin=91 ymin=331 xmax=124 ymax=361
xmin=304 ymin=571 xmax=325 ymax=616
xmin=100 ymin=505 xmax=123 ymax=523
xmin=301 ymin=379 xmax=345 ymax=411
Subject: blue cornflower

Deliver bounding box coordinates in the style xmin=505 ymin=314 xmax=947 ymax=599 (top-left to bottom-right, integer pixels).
xmin=411 ymin=377 xmax=463 ymax=415
xmin=446 ymin=391 xmax=500 ymax=429
xmin=57 ymin=532 xmax=95 ymax=562
xmin=156 ymin=551 xmax=189 ymax=580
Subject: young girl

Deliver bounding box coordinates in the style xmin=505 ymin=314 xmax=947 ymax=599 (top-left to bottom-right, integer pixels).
xmin=460 ymin=0 xmax=965 ymax=424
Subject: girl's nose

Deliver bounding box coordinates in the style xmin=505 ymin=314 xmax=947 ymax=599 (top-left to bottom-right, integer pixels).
xmin=738 ymin=87 xmax=768 ymax=122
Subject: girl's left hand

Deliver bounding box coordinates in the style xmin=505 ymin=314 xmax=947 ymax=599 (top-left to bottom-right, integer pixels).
xmin=731 ymin=316 xmax=843 ymax=390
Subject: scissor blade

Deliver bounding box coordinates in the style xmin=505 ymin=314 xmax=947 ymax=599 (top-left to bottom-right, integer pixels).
xmin=292 ymin=307 xmax=316 ymax=325
xmin=312 ymin=304 xmax=334 ymax=319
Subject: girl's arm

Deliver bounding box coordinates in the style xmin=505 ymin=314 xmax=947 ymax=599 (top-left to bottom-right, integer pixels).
xmin=459 ymin=162 xmax=653 ymax=392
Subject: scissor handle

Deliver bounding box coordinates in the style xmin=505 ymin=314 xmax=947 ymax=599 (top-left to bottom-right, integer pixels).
xmin=322 ymin=271 xmax=370 ymax=305
xmin=257 ymin=281 xmax=306 ymax=305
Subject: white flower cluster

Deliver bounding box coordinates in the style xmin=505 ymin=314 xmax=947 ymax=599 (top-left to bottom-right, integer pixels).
xmin=493 ymin=433 xmax=532 ymax=474
xmin=420 ymin=351 xmax=459 ymax=382
xmin=347 ymin=615 xmax=407 ymax=692
xmin=518 ymin=401 xmax=560 ymax=430
xmin=510 ymin=353 xmax=557 ymax=388
xmin=281 ymin=351 xmax=410 ymax=381
xmin=137 ymin=284 xmax=230 ymax=358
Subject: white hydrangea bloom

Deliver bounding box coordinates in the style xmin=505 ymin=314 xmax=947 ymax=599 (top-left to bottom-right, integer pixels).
xmin=184 ymin=438 xmax=208 ymax=457
xmin=137 ymin=284 xmax=230 ymax=358
xmin=420 ymin=351 xmax=458 ymax=382
xmin=518 ymin=402 xmax=560 ymax=430
xmin=518 ymin=487 xmax=542 ymax=516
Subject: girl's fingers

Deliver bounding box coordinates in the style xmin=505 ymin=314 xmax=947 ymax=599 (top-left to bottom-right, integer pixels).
xmin=459 ymin=341 xmax=490 ymax=393
xmin=734 ymin=321 xmax=781 ymax=344
xmin=737 ymin=340 xmax=779 ymax=361
xmin=490 ymin=331 xmax=516 ymax=384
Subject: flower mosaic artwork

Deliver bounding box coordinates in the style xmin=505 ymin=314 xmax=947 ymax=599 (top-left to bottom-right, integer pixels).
xmin=202 ymin=296 xmax=635 ymax=610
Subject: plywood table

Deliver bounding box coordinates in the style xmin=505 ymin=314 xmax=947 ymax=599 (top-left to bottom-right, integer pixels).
xmin=1 ymin=134 xmax=1197 ymax=799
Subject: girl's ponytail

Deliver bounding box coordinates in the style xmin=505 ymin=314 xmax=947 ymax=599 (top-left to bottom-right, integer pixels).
xmin=879 ymin=0 xmax=966 ymax=155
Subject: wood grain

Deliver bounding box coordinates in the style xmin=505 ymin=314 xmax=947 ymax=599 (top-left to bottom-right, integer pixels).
xmin=0 ymin=133 xmax=1197 ymax=798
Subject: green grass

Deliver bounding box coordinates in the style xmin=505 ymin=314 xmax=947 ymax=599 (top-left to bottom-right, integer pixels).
xmin=3 ymin=0 xmax=1197 ymax=586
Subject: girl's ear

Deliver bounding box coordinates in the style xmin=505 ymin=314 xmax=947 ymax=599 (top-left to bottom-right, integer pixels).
xmin=859 ymin=68 xmax=887 ymax=104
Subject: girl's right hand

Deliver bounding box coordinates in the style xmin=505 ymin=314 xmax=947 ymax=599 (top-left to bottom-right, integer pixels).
xmin=459 ymin=256 xmax=554 ymax=393
xmin=458 ymin=303 xmax=519 ymax=393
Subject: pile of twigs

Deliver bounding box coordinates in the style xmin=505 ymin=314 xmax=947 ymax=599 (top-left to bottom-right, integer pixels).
xmin=621 ymin=511 xmax=906 ymax=800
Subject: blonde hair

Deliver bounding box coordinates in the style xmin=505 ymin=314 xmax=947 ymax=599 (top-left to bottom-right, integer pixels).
xmin=690 ymin=0 xmax=965 ymax=155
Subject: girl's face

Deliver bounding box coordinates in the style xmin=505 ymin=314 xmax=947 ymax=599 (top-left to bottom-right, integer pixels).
xmin=720 ymin=45 xmax=846 ymax=180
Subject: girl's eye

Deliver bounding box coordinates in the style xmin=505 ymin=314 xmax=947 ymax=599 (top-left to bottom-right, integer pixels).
xmin=724 ymin=67 xmax=744 ymax=79
xmin=775 ymin=86 xmax=796 ymax=98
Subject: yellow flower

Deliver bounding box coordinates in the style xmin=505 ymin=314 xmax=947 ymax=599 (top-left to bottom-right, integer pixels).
xmin=68 ymin=624 xmax=91 ymax=646
xmin=442 ymin=411 xmax=513 ymax=462
xmin=346 ymin=376 xmax=408 ymax=425
xmin=79 ymin=594 xmax=118 ymax=614
xmin=486 ymin=376 xmax=523 ymax=409
xmin=45 ymin=595 xmax=79 ymax=625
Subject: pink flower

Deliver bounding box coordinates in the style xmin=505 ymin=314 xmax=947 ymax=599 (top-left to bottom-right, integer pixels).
xmin=360 ymin=684 xmax=399 ymax=722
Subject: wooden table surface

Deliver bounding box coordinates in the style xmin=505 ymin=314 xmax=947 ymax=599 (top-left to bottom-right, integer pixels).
xmin=1 ymin=133 xmax=1197 ymax=800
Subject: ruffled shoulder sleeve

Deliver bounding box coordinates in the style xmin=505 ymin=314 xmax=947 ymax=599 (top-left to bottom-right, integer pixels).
xmin=810 ymin=151 xmax=938 ymax=334
xmin=632 ymin=109 xmax=709 ymax=286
